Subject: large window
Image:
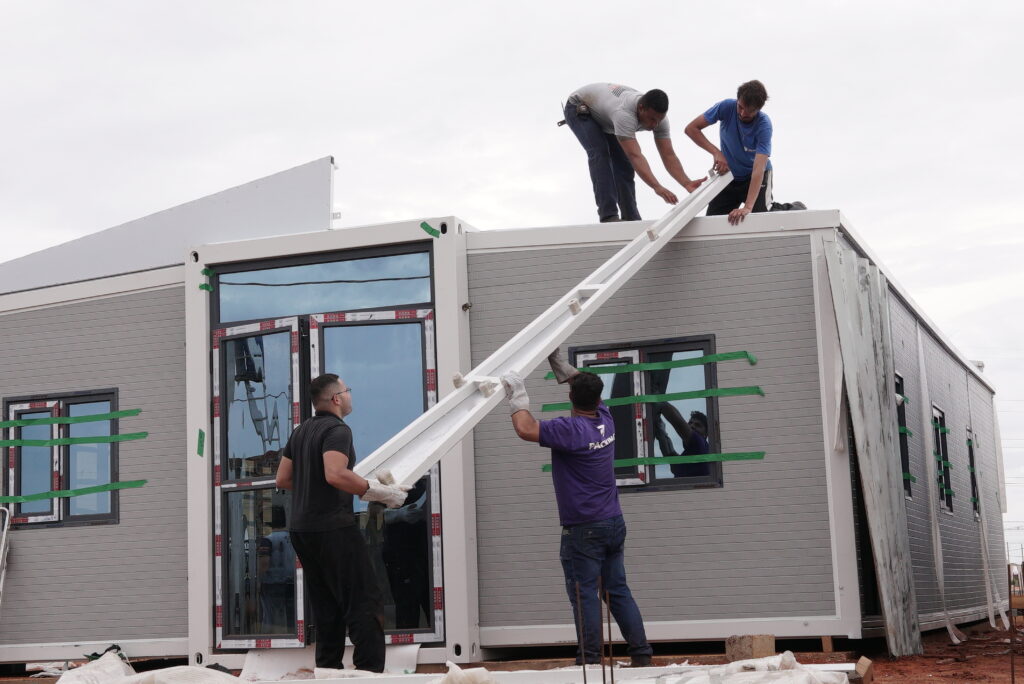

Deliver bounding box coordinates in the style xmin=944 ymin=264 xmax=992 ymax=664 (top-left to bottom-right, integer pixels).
xmin=210 ymin=244 xmax=442 ymax=649
xmin=3 ymin=391 xmax=121 ymax=526
xmin=894 ymin=374 xmax=913 ymax=498
xmin=569 ymin=336 xmax=723 ymax=490
xmin=932 ymin=407 xmax=953 ymax=511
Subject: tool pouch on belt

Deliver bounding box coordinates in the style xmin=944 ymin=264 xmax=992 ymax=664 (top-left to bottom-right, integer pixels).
xmin=558 ymin=100 xmax=591 ymax=126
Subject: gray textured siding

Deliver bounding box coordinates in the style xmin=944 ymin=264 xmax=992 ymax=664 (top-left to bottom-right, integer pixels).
xmin=0 ymin=287 xmax=187 ymax=645
xmin=887 ymin=294 xmax=1005 ymax=623
xmin=468 ymin=235 xmax=835 ymax=628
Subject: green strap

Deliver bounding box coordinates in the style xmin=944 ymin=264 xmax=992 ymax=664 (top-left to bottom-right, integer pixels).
xmin=199 ymin=283 xmax=214 ymax=292
xmin=420 ymin=221 xmax=441 ymax=238
xmin=942 ymin=488 xmax=955 ymax=496
xmin=966 ymin=438 xmax=973 ymax=446
xmin=900 ymin=395 xmax=910 ymax=405
xmin=968 ymin=466 xmax=976 ymax=474
xmin=0 ymin=480 xmax=147 ymax=504
xmin=0 ymin=432 xmax=148 ymax=448
xmin=544 ymin=351 xmax=757 ymax=380
xmin=970 ymin=496 xmax=979 ymax=504
xmin=542 ymin=386 xmax=764 ymax=412
xmin=936 ymin=459 xmax=952 ymax=468
xmin=899 ymin=426 xmax=913 ymax=437
xmin=0 ymin=409 xmax=140 ymax=429
xmin=201 ymin=268 xmax=213 ymax=277
xmin=938 ymin=426 xmax=951 ymax=434
xmin=541 ymin=451 xmax=765 ymax=473
xmin=902 ymin=472 xmax=917 ymax=482
xmin=197 ymin=429 xmax=206 ymax=457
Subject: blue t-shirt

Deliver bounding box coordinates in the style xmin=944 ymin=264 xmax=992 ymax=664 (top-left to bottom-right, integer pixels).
xmin=670 ymin=431 xmax=710 ymax=478
xmin=539 ymin=403 xmax=622 ymax=527
xmin=703 ymin=99 xmax=772 ymax=180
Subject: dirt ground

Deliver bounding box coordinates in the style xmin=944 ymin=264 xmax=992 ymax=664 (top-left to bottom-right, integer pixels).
xmin=865 ymin=618 xmax=1021 ymax=683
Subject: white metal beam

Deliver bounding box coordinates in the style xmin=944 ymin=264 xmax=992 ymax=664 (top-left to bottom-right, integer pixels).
xmin=354 ymin=172 xmax=733 ymax=486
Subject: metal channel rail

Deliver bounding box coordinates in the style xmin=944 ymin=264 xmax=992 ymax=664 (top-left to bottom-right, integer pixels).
xmin=354 ymin=171 xmax=733 ymax=486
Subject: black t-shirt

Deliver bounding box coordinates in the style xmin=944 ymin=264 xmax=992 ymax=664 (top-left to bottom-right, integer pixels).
xmin=283 ymin=411 xmax=357 ymax=531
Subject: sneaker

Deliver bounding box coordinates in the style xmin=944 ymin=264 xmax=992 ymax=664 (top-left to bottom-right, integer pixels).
xmin=629 ymin=655 xmax=652 ymax=667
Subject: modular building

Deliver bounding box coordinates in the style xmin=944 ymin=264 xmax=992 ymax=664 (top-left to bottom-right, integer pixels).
xmin=0 ymin=158 xmax=1009 ymax=667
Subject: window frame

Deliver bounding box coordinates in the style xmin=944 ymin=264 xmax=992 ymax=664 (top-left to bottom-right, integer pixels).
xmin=569 ymin=334 xmax=722 ymax=492
xmin=211 ymin=242 xmax=435 ymax=328
xmin=966 ymin=429 xmax=980 ymax=520
xmin=3 ymin=389 xmax=121 ymax=528
xmin=932 ymin=406 xmax=953 ymax=512
xmin=894 ymin=374 xmax=912 ymax=499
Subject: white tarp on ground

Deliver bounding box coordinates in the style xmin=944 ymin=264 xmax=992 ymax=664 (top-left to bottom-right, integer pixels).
xmin=56 ymin=651 xmax=854 ymax=684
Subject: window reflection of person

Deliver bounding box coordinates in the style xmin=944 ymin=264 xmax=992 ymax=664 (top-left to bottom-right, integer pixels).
xmin=383 ymin=478 xmax=431 ymax=630
xmin=653 ymin=402 xmax=711 ymax=477
xmin=258 ymin=507 xmax=296 ymax=632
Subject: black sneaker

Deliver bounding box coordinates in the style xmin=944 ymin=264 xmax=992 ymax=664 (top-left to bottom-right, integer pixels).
xmin=629 ymin=655 xmax=652 ymax=667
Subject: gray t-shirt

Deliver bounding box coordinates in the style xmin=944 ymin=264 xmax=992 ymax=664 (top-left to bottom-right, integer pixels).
xmin=568 ymin=83 xmax=671 ymax=140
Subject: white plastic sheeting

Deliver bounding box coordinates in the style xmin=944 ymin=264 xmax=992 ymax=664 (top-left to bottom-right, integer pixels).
xmin=823 ymin=234 xmax=922 ymax=656
xmin=56 ymin=652 xmax=241 ymax=684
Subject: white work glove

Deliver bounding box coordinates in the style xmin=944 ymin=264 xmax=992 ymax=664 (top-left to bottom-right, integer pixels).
xmin=361 ymin=478 xmax=412 ymax=509
xmin=547 ymin=348 xmax=579 ymax=384
xmin=501 ymin=371 xmax=530 ymax=414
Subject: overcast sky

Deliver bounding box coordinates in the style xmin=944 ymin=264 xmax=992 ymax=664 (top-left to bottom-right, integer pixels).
xmin=1 ymin=1 xmax=1022 ymax=551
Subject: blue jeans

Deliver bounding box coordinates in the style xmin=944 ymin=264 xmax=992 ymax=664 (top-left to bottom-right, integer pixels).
xmin=564 ymin=103 xmax=641 ymax=222
xmin=560 ymin=515 xmax=652 ymax=663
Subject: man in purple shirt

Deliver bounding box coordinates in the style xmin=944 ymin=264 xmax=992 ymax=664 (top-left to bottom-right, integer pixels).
xmin=501 ymin=350 xmax=653 ymax=667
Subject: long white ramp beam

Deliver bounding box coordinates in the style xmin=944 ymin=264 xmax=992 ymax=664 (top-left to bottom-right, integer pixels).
xmin=354 ymin=171 xmax=734 ymax=486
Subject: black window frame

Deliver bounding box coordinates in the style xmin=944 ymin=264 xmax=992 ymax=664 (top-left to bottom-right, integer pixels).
xmin=966 ymin=429 xmax=980 ymax=519
xmin=211 ymin=242 xmax=436 ymax=328
xmin=3 ymin=388 xmax=121 ymax=528
xmin=894 ymin=374 xmax=912 ymax=498
xmin=570 ymin=334 xmax=722 ymax=493
xmin=932 ymin=406 xmax=953 ymax=511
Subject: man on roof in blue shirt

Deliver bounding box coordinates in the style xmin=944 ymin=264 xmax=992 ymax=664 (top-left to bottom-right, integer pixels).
xmin=685 ymin=80 xmax=773 ymax=226
xmin=501 ymin=351 xmax=653 ymax=668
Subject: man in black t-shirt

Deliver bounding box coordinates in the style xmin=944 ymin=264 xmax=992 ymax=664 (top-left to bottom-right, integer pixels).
xmin=275 ymin=373 xmax=409 ymax=672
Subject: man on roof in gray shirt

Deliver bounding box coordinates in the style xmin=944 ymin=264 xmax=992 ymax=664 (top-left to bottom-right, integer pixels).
xmin=563 ymin=83 xmax=706 ymax=223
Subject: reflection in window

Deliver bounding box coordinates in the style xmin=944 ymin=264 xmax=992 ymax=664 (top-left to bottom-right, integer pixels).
xmin=322 ymin=321 xmax=433 ymax=631
xmin=218 ymin=253 xmax=431 ymax=324
xmin=224 ymin=488 xmax=295 ymax=638
xmin=68 ymin=401 xmax=112 ymax=516
xmin=649 ymin=350 xmax=712 ymax=481
xmin=224 ymin=332 xmax=292 ymax=481
xmin=17 ymin=411 xmax=52 ymax=516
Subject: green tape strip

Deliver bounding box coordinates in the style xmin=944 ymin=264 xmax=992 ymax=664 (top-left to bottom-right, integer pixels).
xmin=0 ymin=479 xmax=147 ymax=504
xmin=900 ymin=395 xmax=910 ymax=405
xmin=939 ymin=426 xmax=951 ymax=434
xmin=541 ymin=452 xmax=765 ymax=473
xmin=936 ymin=459 xmax=951 ymax=468
xmin=420 ymin=221 xmax=441 ymax=238
xmin=899 ymin=426 xmax=913 ymax=437
xmin=943 ymin=488 xmax=955 ymax=496
xmin=970 ymin=496 xmax=979 ymax=504
xmin=902 ymin=472 xmax=917 ymax=482
xmin=201 ymin=268 xmax=213 ymax=277
xmin=199 ymin=283 xmax=213 ymax=292
xmin=968 ymin=466 xmax=976 ymax=474
xmin=544 ymin=351 xmax=757 ymax=380
xmin=542 ymin=386 xmax=764 ymax=412
xmin=0 ymin=432 xmax=148 ymax=448
xmin=966 ymin=439 xmax=973 ymax=446
xmin=197 ymin=429 xmax=206 ymax=457
xmin=0 ymin=409 xmax=140 ymax=429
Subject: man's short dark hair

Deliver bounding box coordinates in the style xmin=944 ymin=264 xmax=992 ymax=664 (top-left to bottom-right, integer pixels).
xmin=639 ymin=89 xmax=669 ymax=114
xmin=690 ymin=410 xmax=709 ymax=433
xmin=310 ymin=373 xmax=340 ymax=405
xmin=568 ymin=372 xmax=604 ymax=412
xmin=737 ymin=80 xmax=768 ymax=110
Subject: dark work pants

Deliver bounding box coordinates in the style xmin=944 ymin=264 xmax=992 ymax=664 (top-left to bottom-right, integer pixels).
xmin=564 ymin=103 xmax=641 ymax=222
xmin=290 ymin=526 xmax=386 ymax=672
xmin=560 ymin=515 xmax=652 ymax=664
xmin=707 ymin=168 xmax=773 ymax=216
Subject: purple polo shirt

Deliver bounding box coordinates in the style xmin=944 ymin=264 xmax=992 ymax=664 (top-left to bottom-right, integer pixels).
xmin=538 ymin=403 xmax=623 ymax=526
